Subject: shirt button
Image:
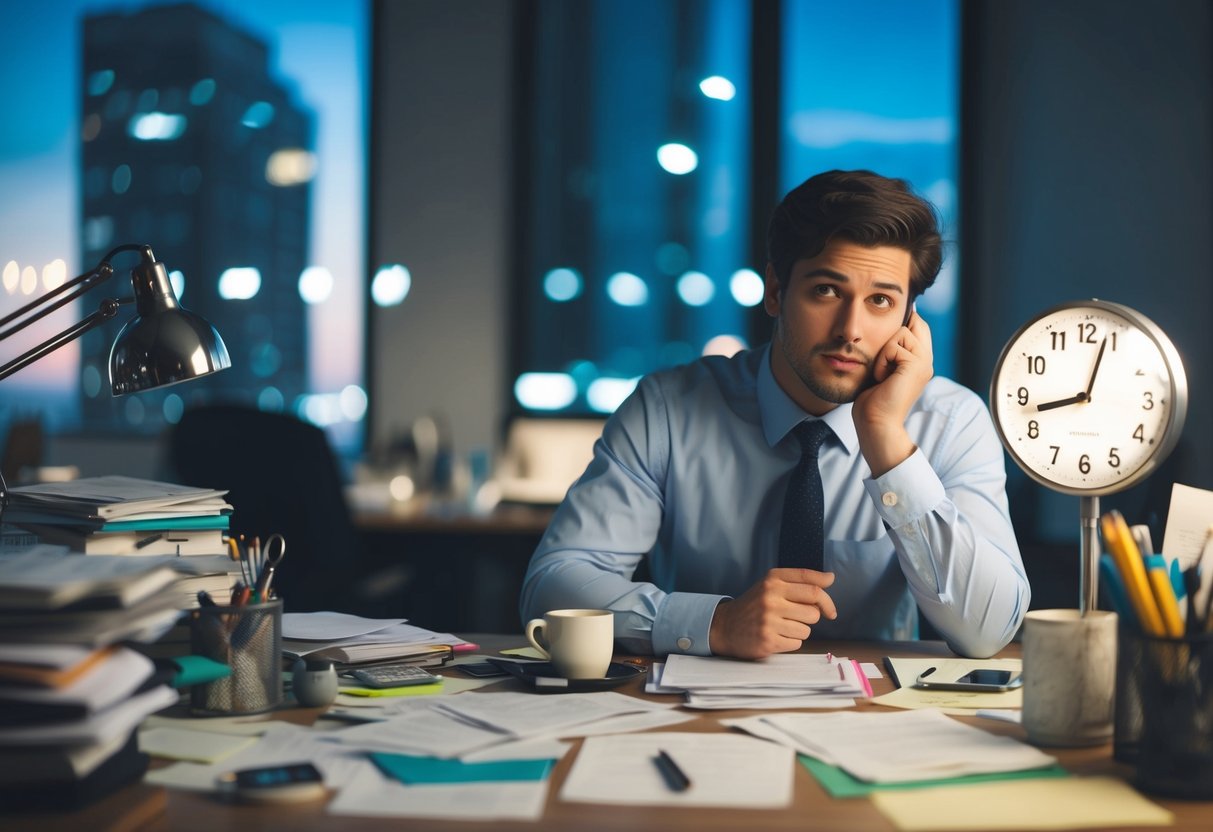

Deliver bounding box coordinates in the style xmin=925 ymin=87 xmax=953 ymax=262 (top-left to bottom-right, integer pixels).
xmin=882 ymin=491 xmax=899 ymax=507
xmin=676 ymin=637 xmax=692 ymax=651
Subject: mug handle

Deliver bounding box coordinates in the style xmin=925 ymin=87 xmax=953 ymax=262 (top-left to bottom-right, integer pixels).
xmin=525 ymin=618 xmax=551 ymax=659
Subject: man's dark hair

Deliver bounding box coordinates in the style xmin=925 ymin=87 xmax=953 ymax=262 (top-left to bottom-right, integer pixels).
xmin=766 ymin=169 xmax=943 ymax=298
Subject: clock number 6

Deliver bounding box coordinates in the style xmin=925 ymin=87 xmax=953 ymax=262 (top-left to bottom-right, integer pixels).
xmin=1079 ymin=454 xmax=1091 ymax=474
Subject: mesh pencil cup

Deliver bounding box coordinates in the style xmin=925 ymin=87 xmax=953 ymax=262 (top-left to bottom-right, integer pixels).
xmin=1116 ymin=627 xmax=1213 ymax=798
xmin=189 ymin=598 xmax=283 ymax=715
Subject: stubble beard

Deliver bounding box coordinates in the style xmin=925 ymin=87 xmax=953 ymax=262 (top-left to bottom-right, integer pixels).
xmin=779 ymin=335 xmax=875 ymax=406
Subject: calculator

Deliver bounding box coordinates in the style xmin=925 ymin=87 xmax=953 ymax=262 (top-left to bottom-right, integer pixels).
xmin=348 ymin=664 xmax=442 ymax=689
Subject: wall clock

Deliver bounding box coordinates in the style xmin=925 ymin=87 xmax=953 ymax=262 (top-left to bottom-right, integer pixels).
xmin=989 ymin=299 xmax=1188 ymax=611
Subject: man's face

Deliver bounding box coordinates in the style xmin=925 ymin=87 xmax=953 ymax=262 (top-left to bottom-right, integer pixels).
xmin=764 ymin=239 xmax=913 ymax=415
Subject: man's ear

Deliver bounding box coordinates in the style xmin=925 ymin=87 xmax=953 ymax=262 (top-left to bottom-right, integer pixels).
xmin=763 ymin=263 xmax=782 ymax=319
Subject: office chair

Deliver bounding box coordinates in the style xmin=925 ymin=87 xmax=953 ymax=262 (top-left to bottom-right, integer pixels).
xmin=164 ymin=404 xmax=393 ymax=614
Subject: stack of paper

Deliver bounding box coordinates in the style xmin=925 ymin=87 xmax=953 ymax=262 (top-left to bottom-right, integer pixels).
xmin=0 ymin=641 xmax=177 ymax=809
xmin=281 ymin=612 xmax=476 ymax=667
xmin=654 ymin=652 xmax=870 ymax=709
xmin=4 ymin=477 xmax=241 ymax=609
xmin=725 ymin=709 xmax=1056 ymax=784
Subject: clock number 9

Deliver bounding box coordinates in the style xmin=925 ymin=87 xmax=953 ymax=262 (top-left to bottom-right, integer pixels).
xmin=1017 ymin=387 xmax=1029 ymax=406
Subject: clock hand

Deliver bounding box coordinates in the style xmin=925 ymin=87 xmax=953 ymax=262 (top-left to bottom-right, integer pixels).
xmin=1084 ymin=336 xmax=1108 ymax=400
xmin=1036 ymin=393 xmax=1088 ymax=412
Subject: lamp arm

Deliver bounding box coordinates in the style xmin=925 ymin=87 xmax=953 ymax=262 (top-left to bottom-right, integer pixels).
xmin=0 ymin=297 xmax=130 ymax=383
xmin=0 ymin=243 xmax=146 ymax=337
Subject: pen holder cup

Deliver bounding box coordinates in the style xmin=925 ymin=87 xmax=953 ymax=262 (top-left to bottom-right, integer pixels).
xmin=189 ymin=598 xmax=283 ymax=716
xmin=1114 ymin=627 xmax=1213 ymax=798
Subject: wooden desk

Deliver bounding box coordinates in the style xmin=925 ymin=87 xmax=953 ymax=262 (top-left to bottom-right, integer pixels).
xmin=353 ymin=504 xmax=554 ymax=536
xmin=9 ymin=638 xmax=1212 ymax=832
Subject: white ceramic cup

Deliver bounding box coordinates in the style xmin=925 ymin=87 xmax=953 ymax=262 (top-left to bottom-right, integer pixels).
xmin=1021 ymin=608 xmax=1118 ymax=747
xmin=525 ymin=608 xmax=614 ymax=679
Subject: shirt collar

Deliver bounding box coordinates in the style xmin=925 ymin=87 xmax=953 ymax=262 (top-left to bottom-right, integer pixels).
xmin=756 ymin=342 xmax=860 ymax=455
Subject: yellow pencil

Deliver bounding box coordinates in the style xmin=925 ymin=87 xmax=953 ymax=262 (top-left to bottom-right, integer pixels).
xmin=1145 ymin=558 xmax=1184 ymax=638
xmin=1101 ymin=511 xmax=1165 ymax=637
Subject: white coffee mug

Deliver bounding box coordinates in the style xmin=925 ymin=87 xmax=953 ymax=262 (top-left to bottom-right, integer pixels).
xmin=1021 ymin=608 xmax=1118 ymax=747
xmin=525 ymin=608 xmax=614 ymax=679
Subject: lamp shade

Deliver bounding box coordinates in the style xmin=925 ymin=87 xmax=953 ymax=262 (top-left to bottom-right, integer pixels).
xmin=109 ymin=254 xmax=231 ymax=395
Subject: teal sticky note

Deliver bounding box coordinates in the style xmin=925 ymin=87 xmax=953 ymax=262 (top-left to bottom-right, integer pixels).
xmin=370 ymin=752 xmax=554 ymax=784
xmin=170 ymin=655 xmax=231 ymax=688
xmin=799 ymin=755 xmax=1070 ymax=798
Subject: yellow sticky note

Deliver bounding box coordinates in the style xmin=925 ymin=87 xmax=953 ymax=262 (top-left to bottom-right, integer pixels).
xmin=871 ymin=776 xmax=1173 ymax=831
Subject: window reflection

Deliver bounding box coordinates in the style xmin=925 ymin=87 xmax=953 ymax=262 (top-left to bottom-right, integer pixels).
xmin=0 ymin=1 xmax=366 ymax=454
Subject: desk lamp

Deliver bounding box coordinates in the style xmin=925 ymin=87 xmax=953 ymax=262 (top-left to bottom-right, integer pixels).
xmin=0 ymin=243 xmax=231 ymax=520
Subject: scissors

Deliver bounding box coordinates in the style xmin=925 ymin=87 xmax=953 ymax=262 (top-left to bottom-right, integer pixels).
xmin=253 ymin=533 xmax=286 ymax=601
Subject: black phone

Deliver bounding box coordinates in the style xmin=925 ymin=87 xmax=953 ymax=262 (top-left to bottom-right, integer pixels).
xmin=913 ymin=667 xmax=1023 ymax=692
xmin=458 ymin=660 xmax=511 ymax=678
xmin=215 ymin=762 xmax=326 ymax=803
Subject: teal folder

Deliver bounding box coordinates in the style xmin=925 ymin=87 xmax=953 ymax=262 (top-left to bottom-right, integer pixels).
xmin=99 ymin=514 xmax=231 ymax=532
xmin=369 ymin=752 xmax=555 ymax=784
xmin=799 ymin=755 xmax=1069 ymax=798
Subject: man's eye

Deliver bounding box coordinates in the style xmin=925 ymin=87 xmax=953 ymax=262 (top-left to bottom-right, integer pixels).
xmin=812 ymin=284 xmax=839 ymax=298
xmin=871 ymin=294 xmax=892 ymax=308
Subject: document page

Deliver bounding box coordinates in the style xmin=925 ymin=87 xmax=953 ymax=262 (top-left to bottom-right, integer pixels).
xmin=560 ymin=731 xmax=794 ymax=808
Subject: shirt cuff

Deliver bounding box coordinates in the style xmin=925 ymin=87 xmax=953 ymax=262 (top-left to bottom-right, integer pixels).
xmin=652 ymin=592 xmax=728 ymax=656
xmin=863 ymin=448 xmax=945 ymax=529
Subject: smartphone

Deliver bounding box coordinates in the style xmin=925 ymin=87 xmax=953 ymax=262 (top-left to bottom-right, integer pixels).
xmin=913 ymin=667 xmax=1023 ymax=692
xmin=457 ymin=660 xmax=511 ymax=678
xmin=215 ymin=762 xmax=326 ymax=803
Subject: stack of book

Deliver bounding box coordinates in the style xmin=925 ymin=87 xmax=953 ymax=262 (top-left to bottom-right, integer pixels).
xmin=0 ymin=549 xmax=182 ymax=809
xmin=4 ymin=476 xmax=241 ymax=609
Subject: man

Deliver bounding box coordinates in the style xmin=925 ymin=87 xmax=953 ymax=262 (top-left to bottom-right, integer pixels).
xmin=519 ymin=169 xmax=1029 ymax=660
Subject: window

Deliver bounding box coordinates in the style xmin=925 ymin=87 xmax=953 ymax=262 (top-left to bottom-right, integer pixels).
xmin=0 ymin=1 xmax=367 ymax=454
xmin=514 ymin=0 xmax=960 ymax=414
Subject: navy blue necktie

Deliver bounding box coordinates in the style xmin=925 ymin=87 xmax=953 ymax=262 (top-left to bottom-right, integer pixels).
xmin=778 ymin=420 xmax=833 ymax=571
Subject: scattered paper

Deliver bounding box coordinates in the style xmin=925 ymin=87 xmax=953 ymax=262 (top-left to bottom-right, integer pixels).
xmin=871 ymin=776 xmax=1173 ymax=830
xmin=138 ymin=727 xmax=257 ymax=763
xmin=328 ymin=761 xmax=550 ymax=821
xmin=560 ymin=731 xmax=793 ymax=808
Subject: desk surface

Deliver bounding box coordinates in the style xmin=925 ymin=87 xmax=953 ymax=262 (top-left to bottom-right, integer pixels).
xmin=9 ymin=637 xmax=1212 ymax=832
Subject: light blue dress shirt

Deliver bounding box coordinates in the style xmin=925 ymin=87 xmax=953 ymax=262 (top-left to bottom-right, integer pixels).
xmin=520 ymin=344 xmax=1030 ymax=659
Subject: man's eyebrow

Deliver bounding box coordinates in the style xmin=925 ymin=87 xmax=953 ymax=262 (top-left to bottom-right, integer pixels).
xmin=800 ymin=268 xmax=905 ymax=295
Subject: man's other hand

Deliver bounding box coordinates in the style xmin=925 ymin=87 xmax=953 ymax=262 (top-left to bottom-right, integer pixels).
xmin=707 ymin=569 xmax=837 ymax=659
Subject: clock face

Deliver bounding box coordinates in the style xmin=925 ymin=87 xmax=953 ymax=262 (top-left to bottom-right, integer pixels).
xmin=990 ymin=301 xmax=1187 ymax=495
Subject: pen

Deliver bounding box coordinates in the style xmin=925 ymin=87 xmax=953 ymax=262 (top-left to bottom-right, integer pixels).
xmin=196 ymin=590 xmax=218 ymax=607
xmin=134 ymin=533 xmax=163 ymax=549
xmin=653 ymin=749 xmax=690 ymax=792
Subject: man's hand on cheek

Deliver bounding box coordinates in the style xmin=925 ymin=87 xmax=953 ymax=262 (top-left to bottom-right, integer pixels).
xmin=853 ymin=310 xmax=934 ymax=477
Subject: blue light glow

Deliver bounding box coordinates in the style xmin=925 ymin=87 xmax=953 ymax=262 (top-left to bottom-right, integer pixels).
xmin=87 ymin=69 xmax=114 ymax=96
xmin=587 ymin=377 xmax=640 ymax=413
xmin=298 ymin=265 xmax=333 ymax=304
xmin=189 ymin=78 xmax=215 ymax=106
xmin=698 ymin=75 xmax=736 ymax=101
xmin=218 ymin=266 xmax=262 ymax=300
xmin=606 ymin=271 xmax=649 ymax=306
xmin=371 ymin=264 xmax=411 ymax=306
xmin=543 ymin=267 xmax=582 ymax=302
xmin=657 ymin=143 xmax=698 ymax=175
xmin=129 ymin=111 xmax=187 ymax=141
xmin=728 ymin=268 xmax=764 ymax=307
xmin=676 ymin=271 xmax=715 ymax=306
xmin=514 ymin=372 xmax=578 ymax=411
xmin=241 ymin=101 xmax=275 ymax=128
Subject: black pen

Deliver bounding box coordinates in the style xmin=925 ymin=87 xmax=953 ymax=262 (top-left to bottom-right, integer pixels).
xmin=653 ymin=749 xmax=690 ymax=792
xmin=134 ymin=533 xmax=163 ymax=549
